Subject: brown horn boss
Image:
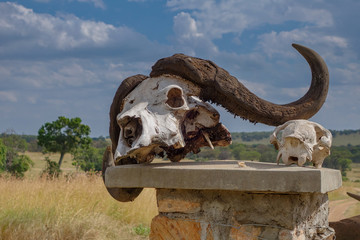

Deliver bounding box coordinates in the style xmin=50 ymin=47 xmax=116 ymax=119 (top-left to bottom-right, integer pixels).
xmin=103 ymin=43 xmax=329 ymax=202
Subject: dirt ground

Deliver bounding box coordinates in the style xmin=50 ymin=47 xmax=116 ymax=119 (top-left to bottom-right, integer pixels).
xmin=329 ymin=198 xmax=358 ymax=221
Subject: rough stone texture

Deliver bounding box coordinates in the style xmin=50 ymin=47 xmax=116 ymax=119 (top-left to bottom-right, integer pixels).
xmin=150 ymin=215 xmax=213 ymax=240
xmin=105 ymin=161 xmax=342 ymax=193
xmin=150 ymin=189 xmax=335 ymax=240
xmin=157 ymin=189 xmax=202 ymax=213
xmin=105 ymin=161 xmax=340 ymax=239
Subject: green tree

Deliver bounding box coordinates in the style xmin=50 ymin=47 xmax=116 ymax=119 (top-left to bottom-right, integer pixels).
xmin=38 ymin=116 xmax=92 ymax=168
xmin=7 ymin=155 xmax=34 ymax=178
xmin=41 ymin=157 xmax=62 ymax=179
xmin=230 ymin=143 xmax=246 ymax=160
xmin=72 ymin=146 xmax=104 ymax=172
xmin=1 ymin=130 xmax=34 ymax=177
xmin=323 ymin=149 xmax=352 ymax=176
xmin=0 ymin=139 xmax=6 ymax=173
xmin=237 ymin=149 xmax=261 ymax=161
xmin=2 ymin=129 xmax=27 ymax=169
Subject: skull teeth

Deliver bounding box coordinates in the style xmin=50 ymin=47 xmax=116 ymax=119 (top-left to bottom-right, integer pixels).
xmin=202 ymin=132 xmax=214 ymax=150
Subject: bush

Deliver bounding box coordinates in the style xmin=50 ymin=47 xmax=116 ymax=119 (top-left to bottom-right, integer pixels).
xmin=0 ymin=140 xmax=6 ymax=173
xmin=7 ymin=155 xmax=34 ymax=178
xmin=72 ymin=146 xmax=103 ymax=172
xmin=41 ymin=157 xmax=62 ymax=179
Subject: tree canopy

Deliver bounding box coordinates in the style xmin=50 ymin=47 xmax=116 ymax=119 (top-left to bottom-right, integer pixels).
xmin=0 ymin=139 xmax=6 ymax=173
xmin=38 ymin=116 xmax=92 ymax=168
xmin=0 ymin=130 xmax=33 ymax=177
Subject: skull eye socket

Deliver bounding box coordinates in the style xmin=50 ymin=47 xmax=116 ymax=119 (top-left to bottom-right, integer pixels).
xmin=166 ymin=88 xmax=185 ymax=108
xmin=120 ymin=117 xmax=142 ymax=147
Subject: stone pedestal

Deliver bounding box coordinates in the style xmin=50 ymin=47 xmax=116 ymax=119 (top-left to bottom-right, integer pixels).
xmin=105 ymin=161 xmax=342 ymax=240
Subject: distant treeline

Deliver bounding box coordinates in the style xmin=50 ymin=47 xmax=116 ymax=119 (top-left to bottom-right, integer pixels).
xmin=1 ymin=130 xmax=359 ymax=176
xmin=0 ymin=133 xmax=110 ymax=153
xmin=330 ymin=129 xmax=360 ymax=137
xmin=231 ymin=129 xmax=360 ymax=143
xmin=2 ymin=129 xmax=359 ymax=150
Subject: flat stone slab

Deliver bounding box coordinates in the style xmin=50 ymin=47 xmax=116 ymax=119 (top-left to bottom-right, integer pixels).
xmin=105 ymin=160 xmax=342 ymax=193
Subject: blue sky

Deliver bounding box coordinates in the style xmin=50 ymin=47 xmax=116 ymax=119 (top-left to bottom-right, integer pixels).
xmin=0 ymin=0 xmax=359 ymax=137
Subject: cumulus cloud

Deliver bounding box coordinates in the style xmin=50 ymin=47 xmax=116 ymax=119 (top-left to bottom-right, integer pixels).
xmin=172 ymin=12 xmax=218 ymax=56
xmin=257 ymin=29 xmax=348 ymax=58
xmin=0 ymin=2 xmax=168 ymax=60
xmin=167 ymin=0 xmax=334 ymax=39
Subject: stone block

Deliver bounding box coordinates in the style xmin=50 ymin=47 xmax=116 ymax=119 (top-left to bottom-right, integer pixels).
xmin=157 ymin=189 xmax=201 ymax=213
xmin=229 ymin=225 xmax=262 ymax=240
xmin=105 ymin=161 xmax=342 ymax=193
xmin=151 ymin=189 xmax=335 ymax=239
xmin=149 ymin=215 xmax=213 ymax=240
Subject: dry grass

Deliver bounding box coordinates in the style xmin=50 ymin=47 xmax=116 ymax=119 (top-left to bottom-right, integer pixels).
xmin=4 ymin=152 xmax=360 ymax=238
xmin=24 ymin=152 xmax=75 ymax=177
xmin=328 ymin=165 xmax=360 ymax=219
xmin=0 ymin=175 xmax=157 ymax=240
xmin=328 ymin=181 xmax=360 ymax=201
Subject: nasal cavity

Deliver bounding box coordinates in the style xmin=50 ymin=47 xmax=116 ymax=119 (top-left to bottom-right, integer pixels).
xmin=122 ymin=117 xmax=142 ymax=147
xmin=289 ymin=156 xmax=298 ymax=162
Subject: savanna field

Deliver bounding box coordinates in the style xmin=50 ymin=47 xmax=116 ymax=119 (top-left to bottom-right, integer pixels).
xmin=0 ymin=153 xmax=157 ymax=240
xmin=1 ymin=152 xmax=360 ymax=240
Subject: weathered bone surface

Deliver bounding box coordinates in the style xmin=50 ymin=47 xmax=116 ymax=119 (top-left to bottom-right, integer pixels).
xmin=270 ymin=120 xmax=332 ymax=168
xmin=103 ymin=44 xmax=330 ymax=201
xmin=114 ymin=75 xmax=231 ymax=164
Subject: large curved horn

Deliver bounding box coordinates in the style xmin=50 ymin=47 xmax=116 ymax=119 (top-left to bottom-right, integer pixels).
xmin=105 ymin=74 xmax=148 ymax=202
xmin=150 ymin=44 xmax=329 ymax=126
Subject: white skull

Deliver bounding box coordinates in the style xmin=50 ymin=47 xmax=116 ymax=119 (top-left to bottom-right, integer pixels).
xmin=270 ymin=120 xmax=332 ymax=168
xmin=114 ymin=75 xmax=229 ymax=164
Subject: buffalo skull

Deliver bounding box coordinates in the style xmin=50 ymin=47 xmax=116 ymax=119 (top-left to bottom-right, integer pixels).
xmin=270 ymin=120 xmax=332 ymax=168
xmin=103 ymin=44 xmax=330 ymax=201
xmin=114 ymin=75 xmax=231 ymax=165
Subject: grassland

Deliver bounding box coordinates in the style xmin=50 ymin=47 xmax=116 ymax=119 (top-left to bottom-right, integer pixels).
xmin=332 ymin=131 xmax=360 ymax=146
xmin=1 ymin=151 xmax=360 ymax=239
xmin=24 ymin=152 xmax=74 ymax=177
xmin=0 ymin=175 xmax=157 ymax=240
xmin=0 ymin=152 xmax=158 ymax=240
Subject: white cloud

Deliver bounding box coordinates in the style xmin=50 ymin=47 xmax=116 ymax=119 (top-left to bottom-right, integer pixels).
xmin=332 ymin=63 xmax=360 ymax=85
xmin=77 ymin=0 xmax=106 ymax=9
xmin=280 ymin=87 xmax=308 ymax=99
xmin=33 ymin=0 xmax=51 ymax=3
xmin=0 ymin=91 xmax=17 ymax=103
xmin=173 ymin=12 xmax=203 ymax=39
xmin=257 ymin=29 xmax=348 ymax=58
xmin=0 ymin=2 xmax=168 ymax=60
xmin=172 ymin=12 xmax=218 ymax=56
xmin=167 ymin=0 xmax=334 ymax=39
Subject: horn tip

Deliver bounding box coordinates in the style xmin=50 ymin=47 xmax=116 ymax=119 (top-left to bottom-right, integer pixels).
xmin=292 ymin=43 xmax=305 ymax=50
xmin=347 ymin=192 xmax=360 ymax=201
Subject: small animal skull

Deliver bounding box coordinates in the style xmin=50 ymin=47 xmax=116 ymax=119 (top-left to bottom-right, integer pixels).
xmin=270 ymin=120 xmax=332 ymax=168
